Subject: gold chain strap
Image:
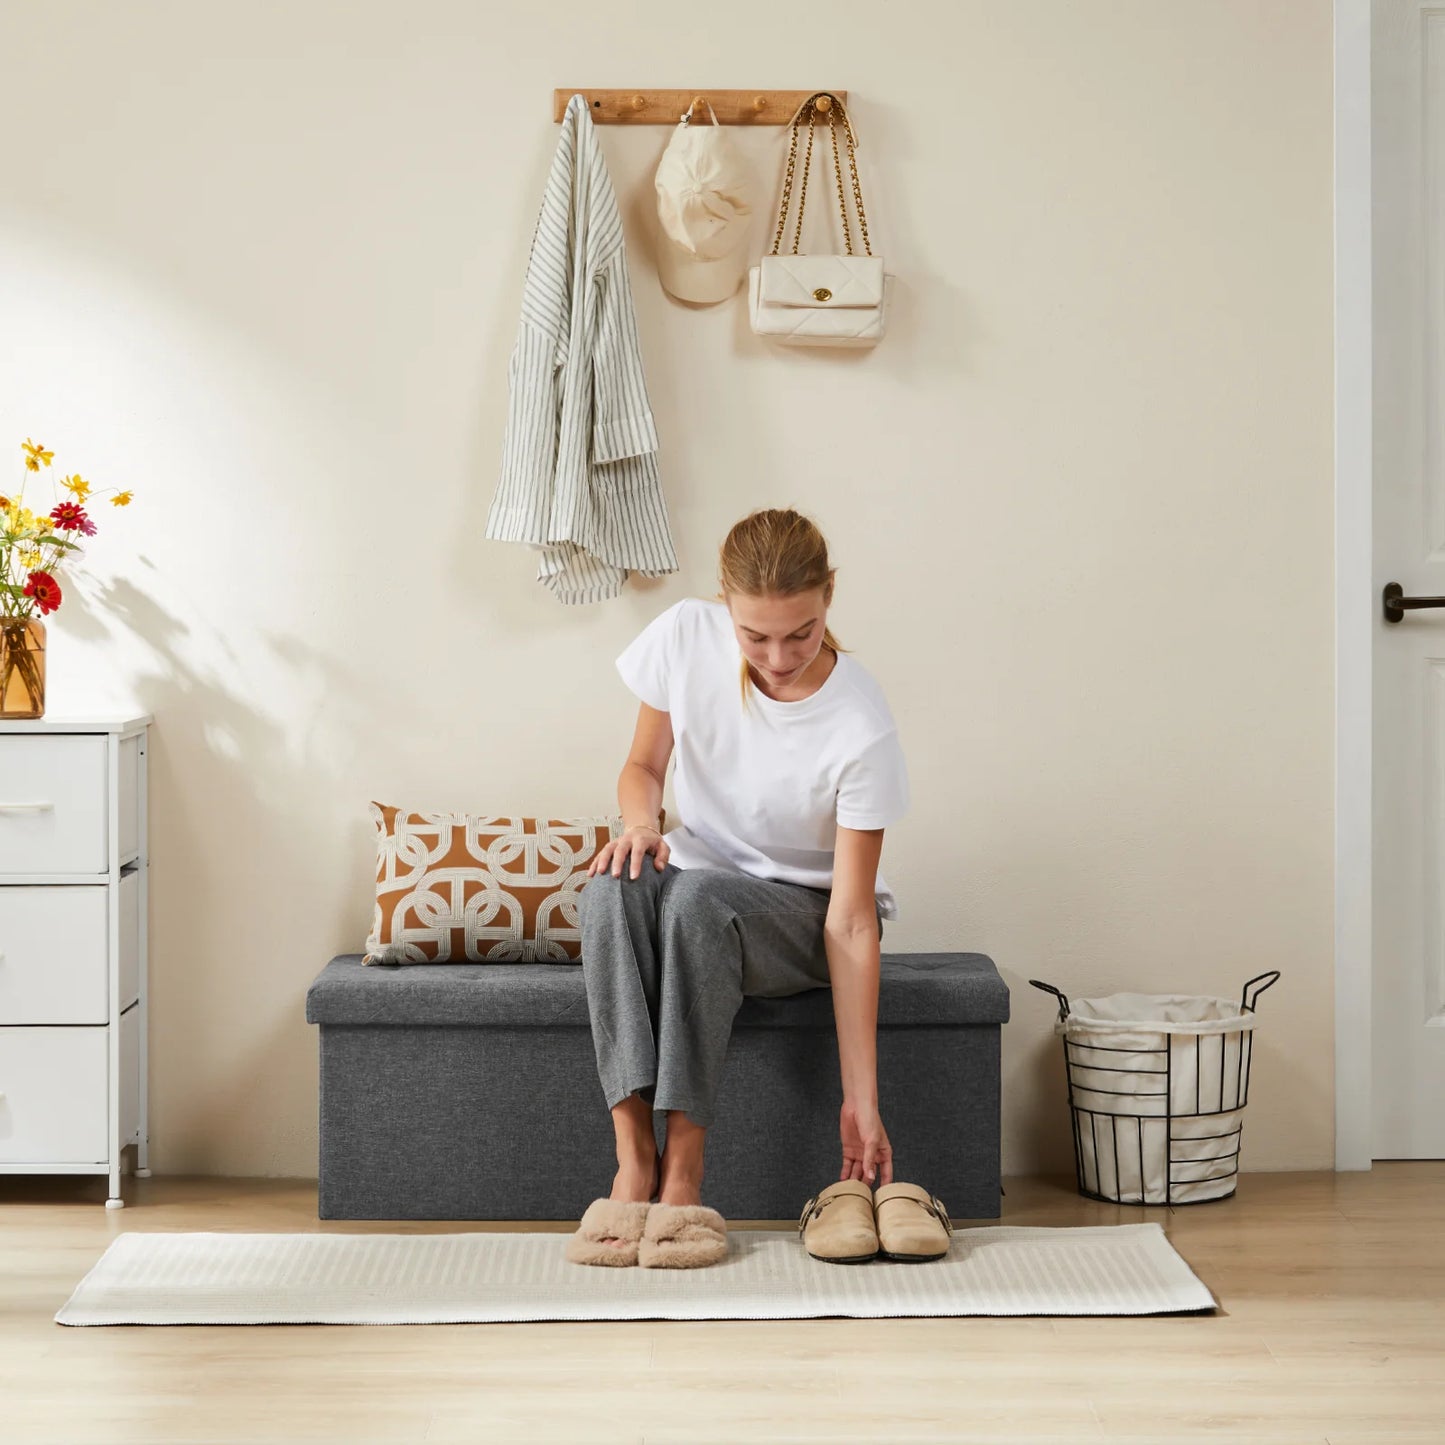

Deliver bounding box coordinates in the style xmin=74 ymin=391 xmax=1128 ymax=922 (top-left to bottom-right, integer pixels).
xmin=769 ymin=92 xmax=873 ymax=259
xmin=840 ymin=104 xmax=871 ymax=258
xmin=791 ymin=104 xmax=817 ymax=256
xmin=769 ymin=110 xmax=801 ymax=255
xmin=826 ymin=104 xmax=855 ymax=256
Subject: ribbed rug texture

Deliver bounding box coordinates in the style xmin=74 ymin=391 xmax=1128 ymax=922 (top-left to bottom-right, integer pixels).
xmin=55 ymin=1223 xmax=1215 ymax=1324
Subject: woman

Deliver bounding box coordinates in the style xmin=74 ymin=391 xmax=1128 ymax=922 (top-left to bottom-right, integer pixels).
xmin=567 ymin=509 xmax=909 ymax=1268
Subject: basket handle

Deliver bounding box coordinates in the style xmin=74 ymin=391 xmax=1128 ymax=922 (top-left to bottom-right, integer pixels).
xmin=1240 ymin=970 xmax=1281 ymax=1013
xmin=1028 ymin=979 xmax=1070 ymax=1022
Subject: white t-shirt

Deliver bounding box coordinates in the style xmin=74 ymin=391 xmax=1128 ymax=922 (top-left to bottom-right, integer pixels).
xmin=615 ymin=598 xmax=909 ymax=919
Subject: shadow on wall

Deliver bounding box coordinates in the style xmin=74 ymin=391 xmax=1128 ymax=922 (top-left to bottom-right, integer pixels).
xmin=59 ymin=560 xmax=382 ymax=1172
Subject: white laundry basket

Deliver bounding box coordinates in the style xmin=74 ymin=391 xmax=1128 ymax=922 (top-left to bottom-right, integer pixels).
xmin=1028 ymin=972 xmax=1280 ymax=1205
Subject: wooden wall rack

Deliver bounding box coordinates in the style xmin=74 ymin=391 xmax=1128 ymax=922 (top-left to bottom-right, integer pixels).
xmin=552 ymin=89 xmax=848 ymax=125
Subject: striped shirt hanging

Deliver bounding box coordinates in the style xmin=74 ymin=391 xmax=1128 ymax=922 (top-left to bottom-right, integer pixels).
xmin=485 ymin=93 xmax=679 ymax=605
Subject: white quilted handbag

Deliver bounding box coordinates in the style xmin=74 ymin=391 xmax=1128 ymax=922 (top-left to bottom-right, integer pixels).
xmin=750 ymin=92 xmax=892 ymax=348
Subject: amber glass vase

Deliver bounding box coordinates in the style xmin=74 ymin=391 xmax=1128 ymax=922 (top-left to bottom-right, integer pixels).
xmin=0 ymin=616 xmax=46 ymax=718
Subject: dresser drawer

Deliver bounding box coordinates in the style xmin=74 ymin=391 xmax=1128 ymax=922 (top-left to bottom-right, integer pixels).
xmin=0 ymin=734 xmax=139 ymax=873
xmin=0 ymin=872 xmax=140 ymax=1024
xmin=0 ymin=1025 xmax=110 ymax=1163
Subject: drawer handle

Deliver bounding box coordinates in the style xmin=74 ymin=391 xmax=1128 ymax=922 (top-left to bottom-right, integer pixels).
xmin=0 ymin=802 xmax=55 ymax=812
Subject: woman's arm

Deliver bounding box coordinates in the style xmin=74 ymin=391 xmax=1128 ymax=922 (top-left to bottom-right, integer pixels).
xmin=824 ymin=825 xmax=886 ymax=1106
xmin=618 ymin=702 xmax=674 ymax=831
xmin=589 ymin=702 xmax=676 ymax=881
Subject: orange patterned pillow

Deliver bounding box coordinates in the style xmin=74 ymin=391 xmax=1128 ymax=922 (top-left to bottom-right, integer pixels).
xmin=362 ymin=803 xmax=667 ymax=964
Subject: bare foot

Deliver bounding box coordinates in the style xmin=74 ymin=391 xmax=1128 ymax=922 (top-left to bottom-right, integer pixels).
xmin=608 ymin=1150 xmax=661 ymax=1203
xmin=597 ymin=1153 xmax=661 ymax=1251
xmin=657 ymin=1163 xmax=703 ymax=1208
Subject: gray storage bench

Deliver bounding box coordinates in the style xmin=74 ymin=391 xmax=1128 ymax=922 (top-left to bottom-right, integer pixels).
xmin=305 ymin=952 xmax=1009 ymax=1221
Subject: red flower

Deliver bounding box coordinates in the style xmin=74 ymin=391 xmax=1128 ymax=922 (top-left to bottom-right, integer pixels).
xmin=49 ymin=501 xmax=92 ymax=533
xmin=22 ymin=571 xmax=62 ymax=615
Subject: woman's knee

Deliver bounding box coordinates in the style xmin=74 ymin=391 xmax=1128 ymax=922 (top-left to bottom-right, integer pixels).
xmin=580 ymin=870 xmax=620 ymax=904
xmin=579 ymin=864 xmax=668 ymax=926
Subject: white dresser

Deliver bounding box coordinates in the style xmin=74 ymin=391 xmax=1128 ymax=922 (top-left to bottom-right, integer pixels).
xmin=0 ymin=713 xmax=151 ymax=1208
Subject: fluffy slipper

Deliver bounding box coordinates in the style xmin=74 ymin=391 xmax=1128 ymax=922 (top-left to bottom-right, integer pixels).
xmin=637 ymin=1202 xmax=729 ymax=1269
xmin=565 ymin=1198 xmax=652 ymax=1268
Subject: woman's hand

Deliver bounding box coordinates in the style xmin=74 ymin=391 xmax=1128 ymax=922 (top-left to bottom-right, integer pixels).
xmin=839 ymin=1098 xmax=893 ymax=1187
xmin=587 ymin=825 xmax=671 ymax=880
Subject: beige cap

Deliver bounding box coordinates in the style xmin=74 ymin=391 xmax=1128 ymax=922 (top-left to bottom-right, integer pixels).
xmin=654 ymin=104 xmax=754 ymax=305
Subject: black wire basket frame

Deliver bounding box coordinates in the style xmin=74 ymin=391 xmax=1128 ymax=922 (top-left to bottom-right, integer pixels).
xmin=1028 ymin=971 xmax=1281 ymax=1206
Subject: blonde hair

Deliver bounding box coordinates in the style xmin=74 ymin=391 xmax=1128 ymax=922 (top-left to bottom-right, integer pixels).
xmin=716 ymin=508 xmax=848 ymax=710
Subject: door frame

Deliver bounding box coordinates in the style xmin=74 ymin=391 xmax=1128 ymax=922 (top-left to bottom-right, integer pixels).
xmin=1335 ymin=0 xmax=1373 ymax=1171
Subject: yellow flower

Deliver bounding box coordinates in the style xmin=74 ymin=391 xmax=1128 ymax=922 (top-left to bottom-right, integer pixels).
xmin=12 ymin=507 xmax=47 ymax=538
xmin=22 ymin=439 xmax=53 ymax=471
xmin=111 ymin=490 xmax=133 ymax=506
xmin=18 ymin=546 xmax=43 ymax=570
xmin=63 ymin=474 xmax=91 ymax=500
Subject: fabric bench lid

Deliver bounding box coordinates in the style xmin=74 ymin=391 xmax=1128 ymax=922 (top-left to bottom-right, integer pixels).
xmin=305 ymin=953 xmax=1009 ymax=1030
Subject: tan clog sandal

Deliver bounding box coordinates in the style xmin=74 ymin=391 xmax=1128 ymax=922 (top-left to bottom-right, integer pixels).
xmin=872 ymin=1182 xmax=955 ymax=1262
xmin=798 ymin=1180 xmax=880 ymax=1264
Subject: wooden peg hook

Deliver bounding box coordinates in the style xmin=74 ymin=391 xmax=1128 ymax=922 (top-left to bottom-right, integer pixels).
xmin=814 ymin=94 xmax=833 ymax=114
xmin=552 ymin=89 xmax=849 ymax=124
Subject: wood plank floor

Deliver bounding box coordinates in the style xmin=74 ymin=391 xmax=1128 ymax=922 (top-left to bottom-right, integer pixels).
xmin=0 ymin=1164 xmax=1441 ymax=1444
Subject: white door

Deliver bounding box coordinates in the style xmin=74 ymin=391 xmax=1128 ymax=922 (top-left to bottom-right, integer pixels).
xmin=1372 ymin=0 xmax=1445 ymax=1157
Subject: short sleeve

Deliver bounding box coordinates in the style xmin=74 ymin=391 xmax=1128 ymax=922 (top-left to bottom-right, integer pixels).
xmin=615 ymin=602 xmax=680 ymax=711
xmin=835 ymin=730 xmax=910 ymax=831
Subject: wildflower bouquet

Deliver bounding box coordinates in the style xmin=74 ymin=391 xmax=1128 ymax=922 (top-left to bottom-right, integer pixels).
xmin=0 ymin=438 xmax=135 ymax=715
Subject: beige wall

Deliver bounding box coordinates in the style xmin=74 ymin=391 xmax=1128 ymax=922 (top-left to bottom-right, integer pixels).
xmin=0 ymin=0 xmax=1335 ymax=1180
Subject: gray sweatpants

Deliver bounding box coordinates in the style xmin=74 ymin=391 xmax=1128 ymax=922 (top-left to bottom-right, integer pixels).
xmin=577 ymin=862 xmax=885 ymax=1129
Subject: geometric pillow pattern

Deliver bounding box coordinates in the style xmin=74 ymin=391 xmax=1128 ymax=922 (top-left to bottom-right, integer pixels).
xmin=362 ymin=802 xmax=666 ymax=964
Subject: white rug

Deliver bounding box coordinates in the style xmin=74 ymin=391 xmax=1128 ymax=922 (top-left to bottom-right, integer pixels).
xmin=55 ymin=1223 xmax=1215 ymax=1325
